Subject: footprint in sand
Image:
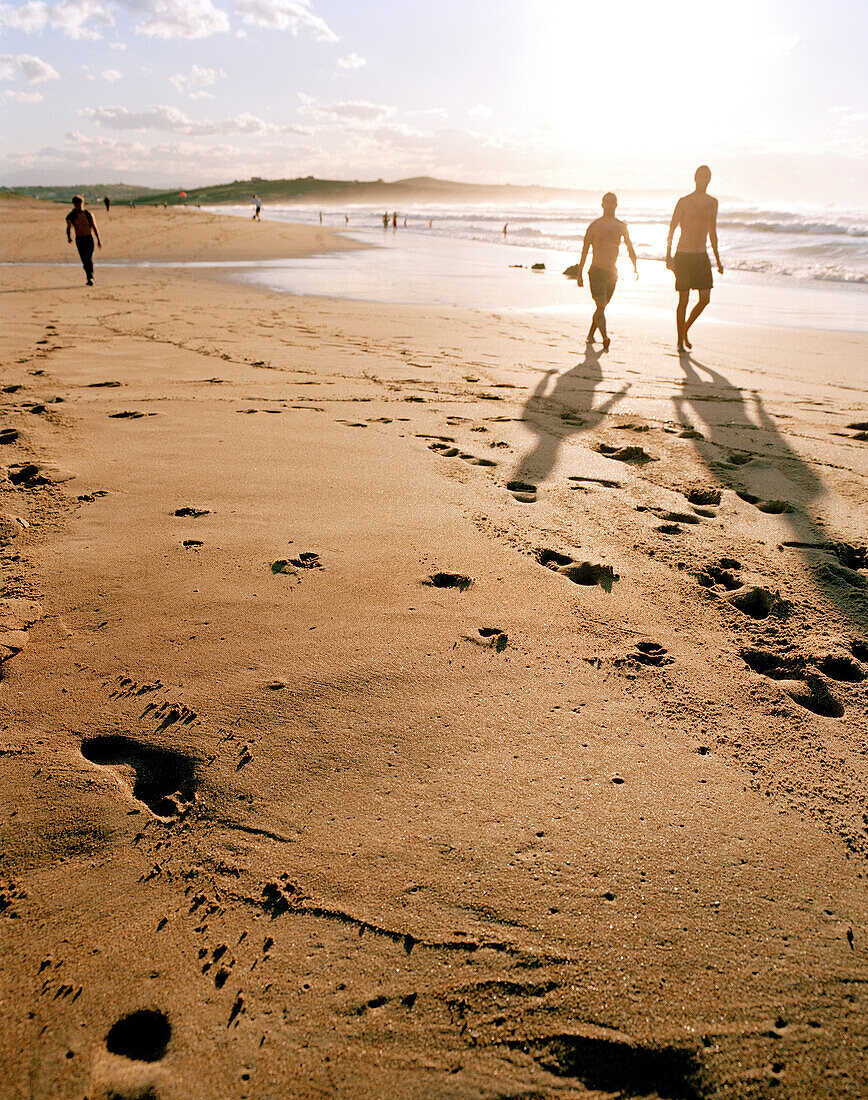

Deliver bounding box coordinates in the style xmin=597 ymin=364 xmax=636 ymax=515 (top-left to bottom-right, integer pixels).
xmin=428 ymin=441 xmax=497 ymax=468
xmin=477 ymin=627 xmax=508 ymax=651
xmin=507 ymin=480 xmax=537 ymax=503
xmin=536 ymin=549 xmax=619 ymax=592
xmin=87 ymin=381 xmax=123 ymax=388
xmin=81 ymin=735 xmax=197 ymax=820
xmin=272 ymin=552 xmax=322 ymax=574
xmin=846 ymin=420 xmax=868 ymax=441
xmin=697 ymin=558 xmax=743 ymax=591
xmin=0 ymin=429 xmax=19 ymax=445
xmin=109 ymin=411 xmax=152 ymax=419
xmin=726 ymin=585 xmax=791 ymax=621
xmin=568 ymin=475 xmax=621 ymax=491
xmin=520 ymin=1031 xmax=705 ymax=1099
xmin=422 ymin=572 xmax=474 ymax=591
xmin=741 ymin=649 xmax=844 ymax=717
xmin=684 ymin=486 xmax=722 ymax=507
xmin=105 ymin=1009 xmax=171 ymax=1062
xmin=173 ymin=507 xmax=210 ymax=518
xmin=630 ymin=641 xmax=672 ymax=667
xmin=737 ymin=491 xmax=794 ymax=514
xmin=596 ymin=442 xmax=657 ymax=465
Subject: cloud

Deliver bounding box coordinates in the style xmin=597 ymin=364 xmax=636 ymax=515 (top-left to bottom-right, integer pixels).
xmin=0 ymin=54 xmax=14 ymax=80
xmin=0 ymin=0 xmax=337 ymax=40
xmin=82 ymin=102 xmax=302 ymax=136
xmin=234 ymin=0 xmax=336 ymax=40
xmin=11 ymin=53 xmax=60 ymax=81
xmin=299 ymin=94 xmax=394 ymax=124
xmin=0 ymin=1 xmax=51 ymax=34
xmin=336 ymin=52 xmax=365 ymax=70
xmin=128 ymin=0 xmax=229 ymax=39
xmin=101 ymin=66 xmax=121 ymax=81
xmin=6 ymin=87 xmax=43 ymax=101
xmin=169 ymin=62 xmax=224 ymax=98
xmin=468 ymin=104 xmax=492 ymax=119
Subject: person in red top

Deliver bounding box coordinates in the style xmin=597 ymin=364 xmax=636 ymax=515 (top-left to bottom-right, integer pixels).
xmin=65 ymin=195 xmax=101 ymax=286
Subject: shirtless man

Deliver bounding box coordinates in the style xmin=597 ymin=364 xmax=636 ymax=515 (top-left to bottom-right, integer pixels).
xmin=65 ymin=195 xmax=101 ymax=286
xmin=577 ymin=193 xmax=637 ymax=350
xmin=666 ymin=166 xmax=723 ymax=351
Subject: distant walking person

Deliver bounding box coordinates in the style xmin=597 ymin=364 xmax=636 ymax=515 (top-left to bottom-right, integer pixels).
xmin=66 ymin=195 xmax=101 ymax=286
xmin=576 ymin=192 xmax=637 ymax=350
xmin=252 ymin=193 xmax=261 ymax=221
xmin=103 ymin=195 xmax=110 ymax=213
xmin=666 ymin=166 xmax=723 ymax=351
xmin=392 ymin=212 xmax=397 ymax=228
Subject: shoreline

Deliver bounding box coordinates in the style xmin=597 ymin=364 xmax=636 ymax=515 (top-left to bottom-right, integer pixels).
xmin=1 ymin=203 xmax=866 ymax=1098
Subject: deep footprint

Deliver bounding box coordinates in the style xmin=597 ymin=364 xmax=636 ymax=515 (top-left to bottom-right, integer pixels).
xmin=536 ymin=549 xmax=619 ymax=592
xmin=105 ymin=1009 xmax=171 ymax=1062
xmin=727 ymin=586 xmax=790 ymax=620
xmin=81 ymin=735 xmax=197 ymax=819
xmin=741 ymin=650 xmax=844 ymax=717
xmin=507 ymin=479 xmax=537 ymax=503
xmin=512 ymin=1033 xmax=707 ymax=1099
xmin=596 ymin=443 xmax=657 ymax=464
xmin=423 ymin=572 xmax=474 ymax=591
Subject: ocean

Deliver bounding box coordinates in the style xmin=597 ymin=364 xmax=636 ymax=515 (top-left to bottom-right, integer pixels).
xmin=208 ymin=199 xmax=868 ymax=287
xmin=201 ymin=200 xmax=868 ymax=333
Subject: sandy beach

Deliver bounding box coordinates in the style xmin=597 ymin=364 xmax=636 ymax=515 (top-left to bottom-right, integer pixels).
xmin=1 ymin=201 xmax=866 ymax=1099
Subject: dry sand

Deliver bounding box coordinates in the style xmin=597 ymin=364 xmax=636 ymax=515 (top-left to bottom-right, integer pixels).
xmin=0 ymin=202 xmax=866 ymax=1099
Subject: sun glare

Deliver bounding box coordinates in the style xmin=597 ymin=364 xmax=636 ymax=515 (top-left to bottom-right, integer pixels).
xmin=531 ymin=0 xmax=787 ymax=163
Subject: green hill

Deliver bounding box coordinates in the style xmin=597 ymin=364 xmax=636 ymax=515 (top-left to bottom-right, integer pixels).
xmin=1 ymin=183 xmax=161 ymax=204
xmin=139 ymin=176 xmax=598 ymax=206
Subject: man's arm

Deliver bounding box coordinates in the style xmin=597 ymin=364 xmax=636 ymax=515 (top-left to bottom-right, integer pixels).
xmin=66 ymin=214 xmax=72 ymax=243
xmin=577 ymin=224 xmax=594 ymax=286
xmin=666 ymin=199 xmax=682 ymax=270
xmin=622 ymin=224 xmax=638 ymax=278
xmin=708 ymin=197 xmax=722 ymax=273
xmin=89 ymin=212 xmax=102 ymax=248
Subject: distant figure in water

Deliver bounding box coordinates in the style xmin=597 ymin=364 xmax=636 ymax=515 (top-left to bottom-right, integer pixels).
xmin=503 ymin=223 xmax=508 ymax=236
xmin=318 ymin=211 xmax=322 ymax=224
xmin=382 ymin=212 xmax=389 ymax=229
xmin=66 ymin=195 xmax=101 ymax=287
xmin=576 ymin=192 xmax=637 ymax=350
xmin=103 ymin=195 xmax=110 ymax=213
xmin=666 ymin=165 xmax=723 ymax=351
xmin=252 ymin=194 xmax=261 ymax=221
xmin=344 ymin=214 xmax=349 ymax=224
xmin=428 ymin=219 xmax=432 ymax=229
xmin=403 ymin=217 xmax=407 ymax=227
xmin=392 ymin=212 xmax=397 ymax=228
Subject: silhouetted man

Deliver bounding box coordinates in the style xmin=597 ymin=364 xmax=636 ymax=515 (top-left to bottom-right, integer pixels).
xmin=576 ymin=192 xmax=637 ymax=350
xmin=65 ymin=195 xmax=101 ymax=286
xmin=666 ymin=166 xmax=723 ymax=351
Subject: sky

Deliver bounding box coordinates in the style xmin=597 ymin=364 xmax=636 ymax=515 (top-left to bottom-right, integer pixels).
xmin=0 ymin=0 xmax=866 ymax=205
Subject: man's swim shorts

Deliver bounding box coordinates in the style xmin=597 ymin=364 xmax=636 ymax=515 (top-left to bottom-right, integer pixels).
xmin=673 ymin=252 xmax=713 ymax=291
xmin=588 ymin=265 xmax=617 ymax=301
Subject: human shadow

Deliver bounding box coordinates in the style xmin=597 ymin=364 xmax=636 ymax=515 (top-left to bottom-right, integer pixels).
xmin=674 ymin=350 xmax=866 ymax=632
xmin=512 ymin=347 xmax=629 ymax=487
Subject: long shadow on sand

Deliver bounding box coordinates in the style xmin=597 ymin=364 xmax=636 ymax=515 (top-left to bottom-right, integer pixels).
xmin=674 ymin=351 xmax=867 ymax=635
xmin=512 ymin=347 xmax=629 ymax=487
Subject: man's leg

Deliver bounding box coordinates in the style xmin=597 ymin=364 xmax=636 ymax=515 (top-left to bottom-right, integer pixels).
xmin=590 ymin=296 xmax=608 ymax=347
xmin=685 ymin=290 xmax=711 ymax=341
xmin=676 ymin=290 xmax=691 ymax=350
xmin=76 ymin=237 xmax=94 ymax=284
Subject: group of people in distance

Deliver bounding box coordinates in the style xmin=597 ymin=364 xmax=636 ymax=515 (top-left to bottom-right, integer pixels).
xmin=66 ymin=165 xmax=721 ymax=349
xmin=577 ymin=165 xmax=723 ymax=352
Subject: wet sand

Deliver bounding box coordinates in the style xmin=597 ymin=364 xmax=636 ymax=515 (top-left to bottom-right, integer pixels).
xmin=1 ymin=202 xmax=866 ymax=1099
